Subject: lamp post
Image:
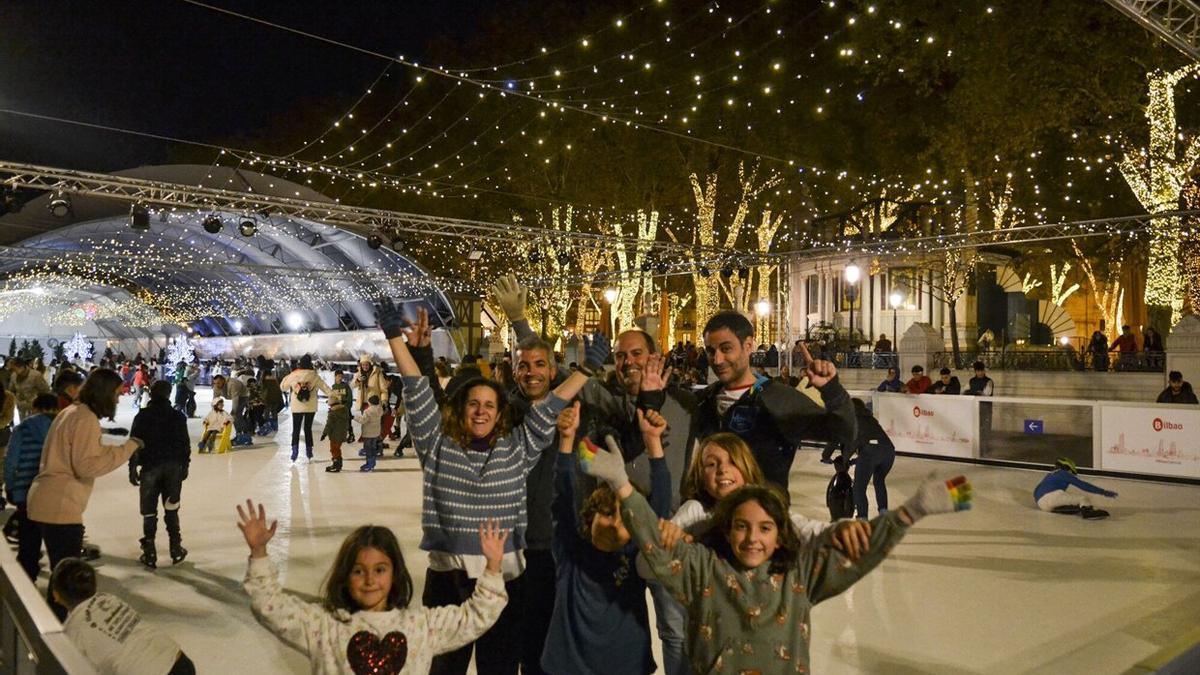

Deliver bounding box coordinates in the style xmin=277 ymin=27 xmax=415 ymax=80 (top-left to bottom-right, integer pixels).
xmin=890 ymin=291 xmax=903 ymax=368
xmin=603 ymin=287 xmax=619 ymax=336
xmin=844 ymin=264 xmax=860 ymax=362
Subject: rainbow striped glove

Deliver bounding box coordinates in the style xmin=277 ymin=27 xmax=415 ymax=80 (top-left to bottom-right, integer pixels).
xmin=901 ymin=475 xmax=973 ymax=523
xmin=578 ymin=435 xmax=629 ymax=492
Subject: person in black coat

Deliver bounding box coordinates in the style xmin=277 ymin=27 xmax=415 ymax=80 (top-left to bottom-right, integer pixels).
xmin=1157 ymin=371 xmax=1199 ymax=404
xmin=930 ymin=367 xmax=961 ymax=395
xmin=846 ymin=398 xmax=896 ymax=519
xmin=129 ymin=380 xmax=191 ymax=569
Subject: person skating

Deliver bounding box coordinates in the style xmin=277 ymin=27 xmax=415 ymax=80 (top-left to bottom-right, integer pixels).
xmin=198 ymin=399 xmax=232 ymax=454
xmin=358 ymin=395 xmax=384 ymax=472
xmin=321 ymin=383 xmax=351 ymax=473
xmin=129 ymin=380 xmax=191 ymax=568
xmin=5 ymin=393 xmax=58 ymax=574
xmin=1034 ymin=458 xmax=1117 ymax=520
xmin=279 ymin=355 xmax=334 ymax=462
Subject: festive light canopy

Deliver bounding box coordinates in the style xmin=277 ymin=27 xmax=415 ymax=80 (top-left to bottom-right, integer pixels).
xmin=0 ymin=165 xmax=457 ymax=338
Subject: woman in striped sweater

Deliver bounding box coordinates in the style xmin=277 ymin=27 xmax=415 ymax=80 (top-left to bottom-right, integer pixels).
xmin=379 ymin=302 xmax=606 ymax=675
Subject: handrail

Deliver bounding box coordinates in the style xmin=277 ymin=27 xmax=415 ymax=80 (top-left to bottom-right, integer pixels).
xmin=0 ymin=544 xmax=97 ymax=674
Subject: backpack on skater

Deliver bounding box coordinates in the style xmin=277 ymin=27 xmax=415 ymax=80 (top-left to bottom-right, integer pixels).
xmin=826 ymin=455 xmax=856 ymax=520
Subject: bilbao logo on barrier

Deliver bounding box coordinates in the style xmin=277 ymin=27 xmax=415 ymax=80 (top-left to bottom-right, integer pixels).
xmin=1152 ymin=417 xmax=1183 ymax=432
xmin=913 ymin=406 xmax=933 ymax=418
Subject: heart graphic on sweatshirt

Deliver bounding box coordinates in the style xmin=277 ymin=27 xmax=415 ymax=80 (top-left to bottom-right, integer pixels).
xmin=347 ymin=630 xmax=408 ymax=674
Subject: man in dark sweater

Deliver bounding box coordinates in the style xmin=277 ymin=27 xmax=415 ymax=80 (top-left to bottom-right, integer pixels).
xmin=129 ymin=381 xmax=191 ymax=569
xmin=1157 ymin=371 xmax=1199 ymax=404
xmin=693 ymin=311 xmax=856 ymax=491
xmin=930 ymin=367 xmax=961 ymax=395
xmin=964 ymin=361 xmax=994 ymax=396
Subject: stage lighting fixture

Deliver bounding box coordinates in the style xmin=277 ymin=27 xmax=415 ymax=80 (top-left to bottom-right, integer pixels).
xmin=391 ymin=236 xmax=406 ymax=253
xmin=720 ymin=266 xmax=734 ymax=279
xmin=529 ymin=250 xmax=542 ymax=264
xmin=737 ymin=266 xmax=750 ymax=280
xmin=640 ymin=258 xmax=653 ymax=272
xmin=238 ymin=219 xmax=257 ymax=237
xmin=367 ymin=232 xmax=384 ymax=249
xmin=48 ymin=190 xmax=72 ymax=218
xmin=129 ymin=202 xmax=150 ymax=231
xmin=699 ymin=267 xmax=711 ymax=278
xmin=0 ymin=185 xmax=16 ymax=216
xmin=202 ymin=214 xmax=223 ymax=234
xmin=655 ymin=260 xmax=669 ymax=274
xmin=557 ymin=251 xmax=571 ymax=266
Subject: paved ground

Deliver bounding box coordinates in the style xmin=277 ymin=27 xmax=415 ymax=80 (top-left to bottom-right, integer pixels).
xmin=25 ymin=389 xmax=1200 ymax=674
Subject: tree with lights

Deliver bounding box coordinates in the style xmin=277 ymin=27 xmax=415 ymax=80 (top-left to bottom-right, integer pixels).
xmin=1118 ymin=62 xmax=1200 ymax=330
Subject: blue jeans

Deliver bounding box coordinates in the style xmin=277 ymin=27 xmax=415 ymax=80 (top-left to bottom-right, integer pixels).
xmin=650 ymin=580 xmax=693 ymax=675
xmin=853 ymin=444 xmax=896 ymax=519
xmin=362 ymin=437 xmax=382 ymax=457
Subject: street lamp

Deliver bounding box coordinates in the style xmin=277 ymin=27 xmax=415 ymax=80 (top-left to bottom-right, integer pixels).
xmin=889 ymin=291 xmax=903 ymax=367
xmin=754 ymin=299 xmax=772 ymax=318
xmin=603 ymin=287 xmax=619 ymax=336
xmin=844 ymin=264 xmax=861 ymax=356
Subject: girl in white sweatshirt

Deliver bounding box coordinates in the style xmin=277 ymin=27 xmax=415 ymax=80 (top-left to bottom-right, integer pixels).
xmin=238 ymin=499 xmax=510 ymax=674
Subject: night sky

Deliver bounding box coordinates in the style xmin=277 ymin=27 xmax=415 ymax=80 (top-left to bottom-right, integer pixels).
xmin=0 ymin=0 xmax=495 ymax=170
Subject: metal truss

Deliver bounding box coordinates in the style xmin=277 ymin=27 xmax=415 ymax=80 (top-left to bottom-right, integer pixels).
xmin=0 ymin=161 xmax=724 ymax=257
xmin=1103 ymin=0 xmax=1200 ymax=61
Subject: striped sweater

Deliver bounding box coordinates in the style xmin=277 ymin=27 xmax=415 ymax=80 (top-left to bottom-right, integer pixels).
xmin=402 ymin=376 xmax=566 ymax=557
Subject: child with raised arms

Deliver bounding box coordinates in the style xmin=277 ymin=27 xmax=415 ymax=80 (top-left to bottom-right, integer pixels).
xmin=583 ymin=437 xmax=973 ymax=674
xmin=238 ymin=499 xmax=510 ymax=674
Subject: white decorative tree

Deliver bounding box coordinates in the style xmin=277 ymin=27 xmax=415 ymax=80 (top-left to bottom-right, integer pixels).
xmin=63 ymin=332 xmax=93 ymax=363
xmin=166 ymin=334 xmax=196 ymax=367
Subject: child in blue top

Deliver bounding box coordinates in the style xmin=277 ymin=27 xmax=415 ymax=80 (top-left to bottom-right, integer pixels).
xmin=1034 ymin=457 xmax=1118 ymax=520
xmin=540 ymin=403 xmax=672 ymax=675
xmin=6 ymin=393 xmax=59 ymax=580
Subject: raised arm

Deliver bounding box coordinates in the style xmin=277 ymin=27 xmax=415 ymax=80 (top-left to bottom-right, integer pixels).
xmin=551 ymin=403 xmax=585 ymax=561
xmin=376 ymin=300 xmax=425 ymax=377
xmin=237 ymin=499 xmax=329 ymax=655
xmin=804 ymin=476 xmax=972 ymax=604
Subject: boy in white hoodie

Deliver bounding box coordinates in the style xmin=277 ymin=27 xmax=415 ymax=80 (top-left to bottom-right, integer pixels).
xmin=358 ymin=395 xmax=384 ymax=472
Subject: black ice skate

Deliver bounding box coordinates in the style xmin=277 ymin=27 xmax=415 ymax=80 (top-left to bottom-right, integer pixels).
xmin=1051 ymin=505 xmax=1082 ymax=515
xmin=169 ymin=542 xmax=188 ymax=565
xmin=139 ymin=539 xmax=157 ymax=569
xmin=1080 ymin=506 xmax=1110 ymax=520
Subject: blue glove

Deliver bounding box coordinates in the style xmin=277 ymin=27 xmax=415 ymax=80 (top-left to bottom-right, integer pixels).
xmin=583 ymin=331 xmax=611 ymax=371
xmin=375 ymin=298 xmax=408 ymax=340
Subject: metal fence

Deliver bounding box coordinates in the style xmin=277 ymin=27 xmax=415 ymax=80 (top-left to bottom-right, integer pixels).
xmin=0 ymin=547 xmax=96 ymax=674
xmin=929 ymin=350 xmax=1167 ymax=372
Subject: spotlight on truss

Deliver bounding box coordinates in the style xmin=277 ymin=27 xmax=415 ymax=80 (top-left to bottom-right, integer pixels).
xmin=238 ymin=218 xmax=257 ymax=237
xmin=699 ymin=267 xmax=711 ymax=278
xmin=202 ymin=214 xmax=223 ymax=234
xmin=129 ymin=202 xmax=150 ymax=231
xmin=367 ymin=232 xmax=385 ymax=249
xmin=556 ymin=251 xmax=571 ymax=266
xmin=720 ymin=266 xmax=734 ymax=279
xmin=737 ymin=266 xmax=750 ymax=280
xmin=48 ymin=190 xmax=72 ymax=218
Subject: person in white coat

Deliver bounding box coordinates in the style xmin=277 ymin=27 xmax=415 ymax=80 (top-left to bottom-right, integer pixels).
xmin=279 ymin=355 xmax=333 ymax=462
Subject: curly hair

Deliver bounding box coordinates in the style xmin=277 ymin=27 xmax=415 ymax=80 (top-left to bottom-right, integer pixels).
xmin=323 ymin=525 xmax=412 ymax=616
xmin=578 ymin=482 xmax=619 ymax=539
xmin=441 ymin=378 xmax=512 ymax=448
xmin=681 ymin=433 xmax=768 ymax=509
xmin=707 ymin=484 xmax=802 ymax=575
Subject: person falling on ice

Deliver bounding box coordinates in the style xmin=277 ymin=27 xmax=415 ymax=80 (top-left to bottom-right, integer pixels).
xmin=1034 ymin=457 xmax=1117 ymax=520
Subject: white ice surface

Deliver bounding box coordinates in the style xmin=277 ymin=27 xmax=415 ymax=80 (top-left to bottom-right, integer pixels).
xmin=37 ymin=389 xmax=1200 ymax=674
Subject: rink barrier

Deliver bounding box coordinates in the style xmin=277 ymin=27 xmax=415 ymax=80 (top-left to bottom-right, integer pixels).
xmin=835 ymin=391 xmax=1200 ymax=484
xmin=0 ymin=546 xmax=95 ymax=674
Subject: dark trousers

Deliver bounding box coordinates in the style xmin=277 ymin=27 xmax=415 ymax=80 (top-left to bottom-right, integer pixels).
xmin=520 ymin=549 xmax=556 ymax=674
xmin=424 ymin=568 xmax=525 ymax=675
xmin=30 ymin=521 xmax=84 ymax=620
xmin=168 ymin=652 xmax=196 ymax=675
xmin=140 ymin=464 xmax=185 ymax=545
xmin=853 ymin=446 xmax=895 ymax=519
xmin=15 ymin=505 xmax=42 ymax=581
xmin=290 ymin=412 xmax=315 ymax=451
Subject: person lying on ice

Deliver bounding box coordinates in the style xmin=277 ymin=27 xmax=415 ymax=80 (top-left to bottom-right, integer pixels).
xmin=1034 ymin=457 xmax=1117 ymax=520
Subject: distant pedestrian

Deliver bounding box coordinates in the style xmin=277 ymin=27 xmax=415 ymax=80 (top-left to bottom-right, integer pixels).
xmin=1156 ymin=371 xmax=1198 ymax=404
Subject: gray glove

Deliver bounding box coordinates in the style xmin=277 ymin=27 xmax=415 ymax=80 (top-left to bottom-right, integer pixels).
xmin=901 ymin=475 xmax=972 ymax=522
xmin=492 ymin=274 xmax=528 ymax=322
xmin=579 ymin=434 xmax=629 ymax=492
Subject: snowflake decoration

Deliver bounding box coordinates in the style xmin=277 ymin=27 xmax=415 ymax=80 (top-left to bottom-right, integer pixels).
xmin=63 ymin=332 xmax=93 ymax=363
xmin=166 ymin=335 xmax=195 ymax=368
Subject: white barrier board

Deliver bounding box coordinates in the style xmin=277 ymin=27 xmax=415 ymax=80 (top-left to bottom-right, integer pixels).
xmin=1099 ymin=405 xmax=1200 ymax=479
xmin=873 ymin=393 xmax=976 ymax=459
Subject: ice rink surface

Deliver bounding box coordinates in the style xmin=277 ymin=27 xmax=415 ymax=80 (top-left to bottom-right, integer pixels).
xmin=35 ymin=390 xmax=1200 ymax=674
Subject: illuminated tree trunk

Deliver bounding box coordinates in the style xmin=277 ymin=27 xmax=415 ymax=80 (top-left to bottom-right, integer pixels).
xmin=610 ymin=209 xmax=658 ymax=332
xmin=753 ymin=210 xmax=785 ymax=343
xmin=1072 ymin=239 xmax=1124 ymax=339
xmin=1119 ymin=63 xmax=1200 ymax=329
